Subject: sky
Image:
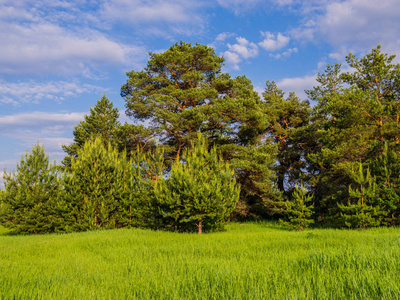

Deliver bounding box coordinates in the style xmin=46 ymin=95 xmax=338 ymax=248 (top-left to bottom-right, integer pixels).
xmin=1 ymin=0 xmax=400 ymax=186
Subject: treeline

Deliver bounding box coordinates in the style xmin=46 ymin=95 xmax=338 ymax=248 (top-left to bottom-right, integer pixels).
xmin=1 ymin=42 xmax=400 ymax=234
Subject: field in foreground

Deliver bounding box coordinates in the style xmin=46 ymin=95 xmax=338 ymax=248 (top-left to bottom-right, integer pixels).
xmin=1 ymin=223 xmax=400 ymax=300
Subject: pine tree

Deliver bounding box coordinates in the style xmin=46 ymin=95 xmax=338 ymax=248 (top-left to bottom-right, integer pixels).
xmin=370 ymin=143 xmax=400 ymax=226
xmin=62 ymin=95 xmax=120 ymax=167
xmin=262 ymin=81 xmax=311 ymax=194
xmin=338 ymin=163 xmax=385 ymax=228
xmin=154 ymin=133 xmax=240 ymax=233
xmin=121 ymin=41 xmax=278 ymax=219
xmin=62 ymin=137 xmax=140 ymax=231
xmin=0 ymin=143 xmax=63 ymax=234
xmin=281 ymin=182 xmax=314 ymax=231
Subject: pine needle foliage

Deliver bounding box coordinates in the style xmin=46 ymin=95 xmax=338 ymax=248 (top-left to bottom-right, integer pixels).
xmin=0 ymin=143 xmax=63 ymax=234
xmin=281 ymin=182 xmax=314 ymax=231
xmin=62 ymin=137 xmax=140 ymax=231
xmin=338 ymin=163 xmax=385 ymax=228
xmin=154 ymin=133 xmax=239 ymax=233
xmin=62 ymin=95 xmax=120 ymax=168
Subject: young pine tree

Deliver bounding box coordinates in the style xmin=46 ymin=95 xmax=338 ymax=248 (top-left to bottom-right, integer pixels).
xmin=0 ymin=143 xmax=63 ymax=234
xmin=281 ymin=182 xmax=314 ymax=231
xmin=338 ymin=163 xmax=385 ymax=228
xmin=154 ymin=133 xmax=240 ymax=234
xmin=62 ymin=137 xmax=140 ymax=232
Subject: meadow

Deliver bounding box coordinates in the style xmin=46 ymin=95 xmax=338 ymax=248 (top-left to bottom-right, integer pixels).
xmin=1 ymin=223 xmax=400 ymax=299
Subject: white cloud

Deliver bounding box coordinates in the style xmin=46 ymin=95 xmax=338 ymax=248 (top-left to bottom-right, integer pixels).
xmin=277 ymin=74 xmax=318 ymax=100
xmin=222 ymin=51 xmax=241 ymax=70
xmin=217 ymin=0 xmax=268 ymax=14
xmin=0 ymin=22 xmax=146 ymax=75
xmin=292 ymin=0 xmax=400 ymax=59
xmin=227 ymin=37 xmax=259 ymax=59
xmin=270 ymin=47 xmax=298 ymax=59
xmin=215 ymin=32 xmax=235 ymax=42
xmin=101 ymin=0 xmax=208 ymax=36
xmin=259 ymin=31 xmax=290 ymax=51
xmin=223 ymin=37 xmax=259 ymax=69
xmin=0 ymin=80 xmax=104 ymax=105
xmin=0 ymin=1 xmax=147 ymax=76
xmin=0 ymin=112 xmax=85 ymax=130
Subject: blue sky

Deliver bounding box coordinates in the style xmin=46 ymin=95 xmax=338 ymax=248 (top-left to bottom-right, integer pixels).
xmin=1 ymin=0 xmax=400 ymax=186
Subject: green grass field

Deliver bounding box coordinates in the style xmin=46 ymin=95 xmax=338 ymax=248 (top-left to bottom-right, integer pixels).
xmin=1 ymin=223 xmax=400 ymax=299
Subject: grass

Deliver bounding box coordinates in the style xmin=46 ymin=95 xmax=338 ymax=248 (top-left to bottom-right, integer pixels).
xmin=1 ymin=222 xmax=400 ymax=299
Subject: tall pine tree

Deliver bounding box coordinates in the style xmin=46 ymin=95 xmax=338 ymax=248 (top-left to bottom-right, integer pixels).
xmin=62 ymin=95 xmax=120 ymax=167
xmin=0 ymin=143 xmax=63 ymax=234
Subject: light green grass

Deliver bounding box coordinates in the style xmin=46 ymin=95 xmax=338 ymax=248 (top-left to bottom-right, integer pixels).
xmin=1 ymin=223 xmax=400 ymax=299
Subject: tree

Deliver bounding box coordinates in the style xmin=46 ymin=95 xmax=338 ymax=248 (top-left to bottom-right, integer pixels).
xmin=121 ymin=41 xmax=278 ymax=219
xmin=154 ymin=133 xmax=239 ymax=233
xmin=281 ymin=182 xmax=314 ymax=231
xmin=62 ymin=137 xmax=140 ymax=231
xmin=305 ymin=46 xmax=400 ymax=222
xmin=262 ymin=81 xmax=311 ymax=194
xmin=0 ymin=143 xmax=63 ymax=234
xmin=62 ymin=95 xmax=120 ymax=167
xmin=338 ymin=163 xmax=384 ymax=228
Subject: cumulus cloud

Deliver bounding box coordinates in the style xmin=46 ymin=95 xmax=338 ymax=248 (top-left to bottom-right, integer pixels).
xmin=215 ymin=32 xmax=235 ymax=42
xmin=291 ymin=0 xmax=400 ymax=59
xmin=270 ymin=47 xmax=298 ymax=59
xmin=223 ymin=37 xmax=259 ymax=69
xmin=0 ymin=80 xmax=104 ymax=105
xmin=277 ymin=74 xmax=318 ymax=100
xmin=259 ymin=31 xmax=290 ymax=51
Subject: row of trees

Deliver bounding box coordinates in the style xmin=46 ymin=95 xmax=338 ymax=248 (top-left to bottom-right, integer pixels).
xmin=0 ymin=135 xmax=239 ymax=234
xmin=2 ymin=42 xmax=400 ymax=233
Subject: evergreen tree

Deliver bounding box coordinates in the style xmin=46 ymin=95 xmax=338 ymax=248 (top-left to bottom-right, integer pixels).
xmin=306 ymin=46 xmax=400 ymax=223
xmin=370 ymin=143 xmax=400 ymax=226
xmin=338 ymin=163 xmax=385 ymax=228
xmin=121 ymin=41 xmax=278 ymax=219
xmin=0 ymin=143 xmax=63 ymax=234
xmin=262 ymin=81 xmax=311 ymax=194
xmin=62 ymin=137 xmax=140 ymax=231
xmin=154 ymin=133 xmax=239 ymax=233
xmin=62 ymin=95 xmax=120 ymax=167
xmin=281 ymin=182 xmax=314 ymax=231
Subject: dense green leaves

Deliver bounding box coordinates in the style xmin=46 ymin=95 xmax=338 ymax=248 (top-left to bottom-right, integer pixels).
xmin=0 ymin=143 xmax=63 ymax=234
xmin=5 ymin=43 xmax=400 ymax=233
xmin=62 ymin=137 xmax=140 ymax=231
xmin=154 ymin=134 xmax=239 ymax=233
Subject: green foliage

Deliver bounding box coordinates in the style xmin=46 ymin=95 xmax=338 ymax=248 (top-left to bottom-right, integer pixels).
xmin=62 ymin=95 xmax=120 ymax=167
xmin=306 ymin=46 xmax=400 ymax=221
xmin=370 ymin=143 xmax=400 ymax=226
xmin=281 ymin=182 xmax=314 ymax=230
xmin=62 ymin=137 xmax=140 ymax=231
xmin=338 ymin=163 xmax=385 ymax=228
xmin=121 ymin=41 xmax=278 ymax=219
xmin=154 ymin=133 xmax=239 ymax=233
xmin=262 ymin=81 xmax=311 ymax=194
xmin=0 ymin=143 xmax=63 ymax=234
